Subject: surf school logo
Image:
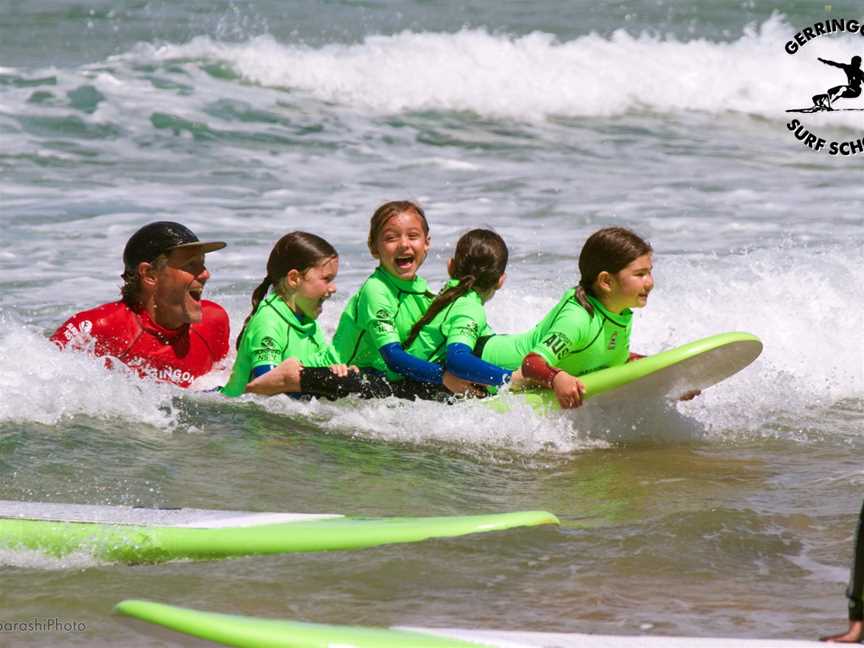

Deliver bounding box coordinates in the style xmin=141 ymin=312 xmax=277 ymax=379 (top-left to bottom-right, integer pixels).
xmin=785 ymin=17 xmax=864 ymax=155
xmin=453 ymin=320 xmax=479 ymax=339
xmin=253 ymin=336 xmax=281 ymax=364
xmin=373 ymin=308 xmax=395 ymax=335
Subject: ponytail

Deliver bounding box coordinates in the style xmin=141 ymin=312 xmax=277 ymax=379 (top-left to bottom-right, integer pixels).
xmin=236 ymin=276 xmax=272 ymax=350
xmin=573 ymin=283 xmax=595 ymax=317
xmin=404 ymin=276 xmax=475 ymax=349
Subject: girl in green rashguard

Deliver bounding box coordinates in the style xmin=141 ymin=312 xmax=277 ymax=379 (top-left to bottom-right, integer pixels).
xmin=331 ymin=201 xmax=475 ymax=399
xmin=479 ymin=227 xmax=654 ymax=409
xmin=403 ymin=229 xmax=517 ymax=388
xmin=222 ymin=232 xmax=396 ymax=400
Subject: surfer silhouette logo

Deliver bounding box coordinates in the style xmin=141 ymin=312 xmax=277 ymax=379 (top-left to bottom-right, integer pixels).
xmin=788 ymin=55 xmax=864 ymax=113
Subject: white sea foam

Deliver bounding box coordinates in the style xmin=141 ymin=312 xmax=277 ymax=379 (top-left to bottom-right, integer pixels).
xmin=120 ymin=14 xmax=864 ymax=124
xmin=0 ymin=318 xmax=179 ymax=429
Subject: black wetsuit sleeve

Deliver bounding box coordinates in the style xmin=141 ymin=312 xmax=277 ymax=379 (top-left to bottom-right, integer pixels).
xmin=847 ymin=498 xmax=864 ymax=621
xmin=298 ymin=367 xmax=453 ymax=403
xmin=299 ymin=367 xmax=396 ymax=400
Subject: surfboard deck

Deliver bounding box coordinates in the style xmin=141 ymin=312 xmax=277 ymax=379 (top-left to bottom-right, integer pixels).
xmin=489 ymin=332 xmax=762 ymax=414
xmin=114 ymin=600 xmax=825 ymax=647
xmin=0 ymin=500 xmax=558 ymax=563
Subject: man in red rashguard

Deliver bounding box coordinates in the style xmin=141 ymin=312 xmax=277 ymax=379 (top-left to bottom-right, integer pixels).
xmin=51 ymin=221 xmax=230 ymax=388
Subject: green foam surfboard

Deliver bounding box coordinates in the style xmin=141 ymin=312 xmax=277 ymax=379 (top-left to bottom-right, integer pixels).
xmin=115 ymin=600 xmax=479 ymax=647
xmin=0 ymin=500 xmax=558 ymax=564
xmin=114 ymin=600 xmax=825 ymax=648
xmin=491 ymin=331 xmax=762 ymax=413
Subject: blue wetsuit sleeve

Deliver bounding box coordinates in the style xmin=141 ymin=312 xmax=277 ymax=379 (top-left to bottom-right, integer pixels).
xmin=446 ymin=343 xmax=512 ymax=386
xmin=251 ymin=364 xmax=275 ymax=379
xmin=379 ymin=343 xmax=444 ymax=384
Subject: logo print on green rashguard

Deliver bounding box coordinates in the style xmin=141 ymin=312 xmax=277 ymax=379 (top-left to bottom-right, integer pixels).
xmin=373 ymin=309 xmax=395 ymax=335
xmin=542 ymin=332 xmax=571 ymax=360
xmin=254 ymin=336 xmax=281 ymax=363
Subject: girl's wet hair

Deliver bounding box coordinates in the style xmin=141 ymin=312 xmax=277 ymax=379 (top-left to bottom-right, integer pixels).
xmin=575 ymin=227 xmax=652 ymax=316
xmin=236 ymin=231 xmax=338 ymax=350
xmin=367 ymin=200 xmax=429 ymax=255
xmin=404 ymin=229 xmax=508 ymax=349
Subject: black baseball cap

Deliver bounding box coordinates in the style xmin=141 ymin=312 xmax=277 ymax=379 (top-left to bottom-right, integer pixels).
xmin=123 ymin=221 xmax=226 ymax=273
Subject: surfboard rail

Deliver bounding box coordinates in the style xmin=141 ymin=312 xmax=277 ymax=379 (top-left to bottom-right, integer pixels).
xmin=114 ymin=600 xmax=826 ymax=648
xmin=0 ymin=502 xmax=558 ymax=563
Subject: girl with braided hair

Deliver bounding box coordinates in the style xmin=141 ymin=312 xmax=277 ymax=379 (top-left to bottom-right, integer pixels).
xmin=404 ymin=228 xmax=515 ymax=388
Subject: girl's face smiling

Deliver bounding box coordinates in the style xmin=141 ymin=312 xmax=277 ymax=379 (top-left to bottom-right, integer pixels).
xmin=371 ymin=210 xmax=430 ymax=280
xmin=598 ymin=253 xmax=654 ymax=313
xmin=288 ymin=256 xmax=339 ymax=320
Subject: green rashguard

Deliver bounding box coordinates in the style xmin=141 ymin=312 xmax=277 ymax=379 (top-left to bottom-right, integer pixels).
xmin=222 ymin=293 xmax=340 ymax=397
xmin=407 ymin=279 xmax=494 ymax=363
xmin=480 ymin=289 xmax=632 ymax=376
xmin=331 ymin=266 xmax=433 ymax=380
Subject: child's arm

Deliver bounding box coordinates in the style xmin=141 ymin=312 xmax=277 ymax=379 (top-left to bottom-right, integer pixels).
xmin=379 ymin=343 xmax=476 ymax=394
xmin=379 ymin=342 xmax=444 ymax=383
xmin=440 ymin=300 xmax=510 ymax=385
xmin=445 ymin=343 xmax=511 ymax=385
xmin=521 ymin=353 xmax=585 ymax=408
xmin=245 ymin=358 xmax=302 ymax=395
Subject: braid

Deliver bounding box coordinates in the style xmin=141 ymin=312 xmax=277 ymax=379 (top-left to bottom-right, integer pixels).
xmin=404 ymin=276 xmax=475 ymax=349
xmin=235 ymin=277 xmax=272 ymax=351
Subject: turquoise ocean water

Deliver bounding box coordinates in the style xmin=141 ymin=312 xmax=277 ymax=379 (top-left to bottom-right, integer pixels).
xmin=0 ymin=1 xmax=862 ymax=645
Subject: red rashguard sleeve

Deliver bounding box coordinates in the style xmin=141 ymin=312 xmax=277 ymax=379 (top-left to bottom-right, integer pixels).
xmin=50 ymin=302 xmax=136 ymax=357
xmin=521 ymin=353 xmax=561 ymax=388
xmin=197 ymin=300 xmax=230 ymax=363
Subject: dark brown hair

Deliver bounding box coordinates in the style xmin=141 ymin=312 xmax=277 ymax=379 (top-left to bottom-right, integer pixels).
xmin=236 ymin=232 xmax=338 ymax=350
xmin=404 ymin=229 xmax=508 ymax=348
xmin=120 ymin=255 xmax=167 ymax=307
xmin=367 ymin=200 xmax=429 ymax=256
xmin=575 ymin=227 xmax=652 ymax=316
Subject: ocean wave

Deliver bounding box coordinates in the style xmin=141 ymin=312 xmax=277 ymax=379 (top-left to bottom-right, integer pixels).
xmin=0 ymin=320 xmax=179 ymax=429
xmin=120 ymin=14 xmax=864 ymax=123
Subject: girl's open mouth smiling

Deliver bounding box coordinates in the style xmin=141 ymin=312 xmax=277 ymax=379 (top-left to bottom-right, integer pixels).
xmin=395 ymin=255 xmax=415 ymax=269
